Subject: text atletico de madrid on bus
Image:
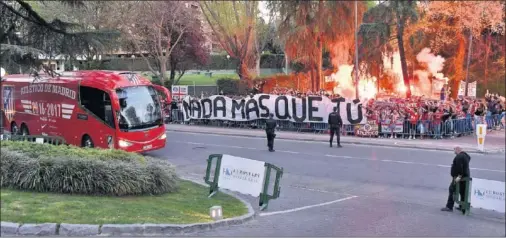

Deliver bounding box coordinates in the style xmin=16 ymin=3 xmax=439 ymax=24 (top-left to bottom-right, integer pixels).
xmin=20 ymin=84 xmax=77 ymax=100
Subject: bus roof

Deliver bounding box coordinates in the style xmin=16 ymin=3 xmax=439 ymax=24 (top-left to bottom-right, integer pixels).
xmin=2 ymin=70 xmax=152 ymax=90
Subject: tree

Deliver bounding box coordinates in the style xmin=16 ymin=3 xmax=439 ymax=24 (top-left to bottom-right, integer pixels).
xmin=169 ymin=17 xmax=210 ymax=85
xmin=252 ymin=15 xmax=276 ymax=77
xmin=422 ymin=1 xmax=504 ymax=98
xmin=0 ymin=0 xmax=118 ymax=74
xmin=359 ymin=0 xmax=418 ymax=98
xmin=269 ymin=14 xmax=290 ymax=74
xmin=32 ymin=1 xmax=122 ymax=68
xmin=200 ymin=1 xmax=258 ymax=84
xmin=269 ymin=1 xmax=366 ymax=91
xmin=118 ymin=1 xmax=190 ymax=87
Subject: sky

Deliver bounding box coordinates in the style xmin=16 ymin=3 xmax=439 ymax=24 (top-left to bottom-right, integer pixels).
xmin=257 ymin=1 xmax=381 ymax=23
xmin=258 ymin=1 xmax=270 ymax=22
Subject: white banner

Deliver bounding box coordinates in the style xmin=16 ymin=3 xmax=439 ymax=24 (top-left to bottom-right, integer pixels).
xmin=470 ymin=178 xmax=505 ymax=213
xmin=181 ymin=94 xmax=367 ymax=125
xmin=217 ymin=154 xmax=266 ymax=197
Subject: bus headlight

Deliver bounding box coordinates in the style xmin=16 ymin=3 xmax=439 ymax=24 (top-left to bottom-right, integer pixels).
xmin=118 ymin=139 xmax=132 ymax=148
xmin=159 ymin=133 xmax=167 ymax=140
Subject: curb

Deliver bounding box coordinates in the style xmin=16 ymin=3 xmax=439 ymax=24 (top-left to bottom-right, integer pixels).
xmin=166 ymin=128 xmax=506 ymax=155
xmin=0 ymin=178 xmax=256 ymax=237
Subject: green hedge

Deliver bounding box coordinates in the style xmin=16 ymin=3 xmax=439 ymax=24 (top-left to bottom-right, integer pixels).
xmin=68 ymin=53 xmax=333 ymax=72
xmin=216 ymin=78 xmax=249 ymax=95
xmin=87 ymin=54 xmax=286 ymax=71
xmin=0 ymin=141 xmax=179 ymax=196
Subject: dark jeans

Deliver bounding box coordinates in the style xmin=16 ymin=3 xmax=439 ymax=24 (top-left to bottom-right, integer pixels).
xmin=446 ymin=180 xmax=467 ymax=210
xmin=329 ymin=127 xmax=341 ymax=146
xmin=266 ymin=132 xmax=275 ymax=150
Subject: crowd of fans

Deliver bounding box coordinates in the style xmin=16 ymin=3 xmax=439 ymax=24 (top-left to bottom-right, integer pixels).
xmin=364 ymin=93 xmax=505 ymax=139
xmin=167 ymin=87 xmax=505 ymax=140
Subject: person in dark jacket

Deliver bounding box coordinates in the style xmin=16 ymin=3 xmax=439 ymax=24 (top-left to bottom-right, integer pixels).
xmin=442 ymin=146 xmax=471 ymax=213
xmin=265 ymin=113 xmax=277 ymax=152
xmin=328 ymin=108 xmax=343 ymax=148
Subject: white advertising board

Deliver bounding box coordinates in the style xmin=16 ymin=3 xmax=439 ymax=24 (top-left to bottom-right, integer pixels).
xmin=171 ymin=85 xmax=188 ymax=100
xmin=217 ymin=154 xmax=266 ymax=197
xmin=470 ymin=178 xmax=505 ymax=213
xmin=458 ymin=81 xmax=477 ymax=97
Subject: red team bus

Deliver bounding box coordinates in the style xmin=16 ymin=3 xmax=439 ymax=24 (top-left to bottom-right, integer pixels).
xmin=1 ymin=70 xmax=169 ymax=152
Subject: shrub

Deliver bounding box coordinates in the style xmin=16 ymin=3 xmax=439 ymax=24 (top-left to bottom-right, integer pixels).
xmin=0 ymin=142 xmax=179 ymax=196
xmin=1 ymin=141 xmax=145 ymax=163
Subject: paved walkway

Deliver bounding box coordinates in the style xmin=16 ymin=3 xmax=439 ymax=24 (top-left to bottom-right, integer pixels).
xmin=165 ymin=124 xmax=505 ymax=154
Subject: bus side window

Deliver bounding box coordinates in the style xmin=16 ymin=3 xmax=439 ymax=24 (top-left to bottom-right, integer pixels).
xmin=79 ymin=86 xmax=116 ymax=128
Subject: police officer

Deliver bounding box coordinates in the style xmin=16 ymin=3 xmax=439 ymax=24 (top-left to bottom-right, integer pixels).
xmin=265 ymin=113 xmax=277 ymax=152
xmin=328 ymin=108 xmax=343 ymax=147
xmin=441 ymin=146 xmax=471 ymax=214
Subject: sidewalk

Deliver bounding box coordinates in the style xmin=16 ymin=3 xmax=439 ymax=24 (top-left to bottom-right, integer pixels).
xmin=165 ymin=124 xmax=506 ymax=154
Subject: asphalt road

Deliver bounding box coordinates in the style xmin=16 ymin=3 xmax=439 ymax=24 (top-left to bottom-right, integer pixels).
xmin=147 ymin=131 xmax=506 ymax=237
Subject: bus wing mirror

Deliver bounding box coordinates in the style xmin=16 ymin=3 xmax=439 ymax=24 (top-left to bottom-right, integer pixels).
xmin=119 ymin=98 xmax=127 ymax=108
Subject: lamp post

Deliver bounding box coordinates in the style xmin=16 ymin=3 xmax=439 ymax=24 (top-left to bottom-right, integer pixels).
xmin=464 ymin=33 xmax=473 ymax=97
xmin=354 ymin=0 xmax=360 ymax=100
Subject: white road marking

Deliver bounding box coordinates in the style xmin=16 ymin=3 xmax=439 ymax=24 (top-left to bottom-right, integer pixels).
xmin=172 ymin=141 xmax=506 ymax=173
xmin=467 ymin=167 xmax=506 ymax=173
xmin=289 ymin=185 xmax=348 ymax=195
xmin=277 ymin=150 xmax=300 ymax=154
xmin=259 ymin=196 xmax=358 ymax=217
xmin=325 ymin=154 xmax=354 ymax=159
xmin=167 ymin=130 xmax=506 ymax=156
xmin=380 ymin=159 xmax=504 ymax=173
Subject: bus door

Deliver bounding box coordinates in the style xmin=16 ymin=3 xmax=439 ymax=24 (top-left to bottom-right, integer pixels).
xmin=79 ymin=86 xmax=116 ymax=148
xmin=1 ymin=84 xmax=15 ymax=132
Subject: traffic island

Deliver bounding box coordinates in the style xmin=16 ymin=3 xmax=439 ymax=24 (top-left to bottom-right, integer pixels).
xmin=0 ymin=180 xmax=252 ymax=236
xmin=0 ymin=141 xmax=253 ymax=236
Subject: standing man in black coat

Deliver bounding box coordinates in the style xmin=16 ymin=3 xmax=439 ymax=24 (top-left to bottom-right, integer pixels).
xmin=265 ymin=113 xmax=277 ymax=152
xmin=328 ymin=108 xmax=343 ymax=148
xmin=442 ymin=146 xmax=471 ymax=214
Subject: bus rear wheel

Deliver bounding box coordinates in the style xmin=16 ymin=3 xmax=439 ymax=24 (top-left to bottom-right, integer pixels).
xmin=81 ymin=135 xmax=94 ymax=148
xmin=20 ymin=124 xmax=29 ymax=136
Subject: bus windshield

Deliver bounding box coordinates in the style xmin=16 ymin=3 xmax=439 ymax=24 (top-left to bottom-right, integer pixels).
xmin=116 ymin=85 xmax=162 ymax=131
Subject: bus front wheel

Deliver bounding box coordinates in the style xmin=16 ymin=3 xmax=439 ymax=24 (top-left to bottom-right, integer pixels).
xmin=81 ymin=135 xmax=94 ymax=148
xmin=20 ymin=124 xmax=29 ymax=136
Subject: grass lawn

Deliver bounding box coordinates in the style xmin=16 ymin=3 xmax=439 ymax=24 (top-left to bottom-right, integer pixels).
xmin=175 ymin=72 xmax=276 ymax=85
xmin=177 ymin=73 xmax=239 ymax=86
xmin=0 ymin=180 xmax=248 ymax=225
xmin=141 ymin=72 xmax=239 ymax=86
xmin=142 ymin=71 xmax=279 ymax=86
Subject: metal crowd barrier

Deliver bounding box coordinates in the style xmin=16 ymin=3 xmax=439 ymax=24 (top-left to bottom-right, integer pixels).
xmin=168 ymin=109 xmax=504 ymax=139
xmin=1 ymin=134 xmax=67 ymax=145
